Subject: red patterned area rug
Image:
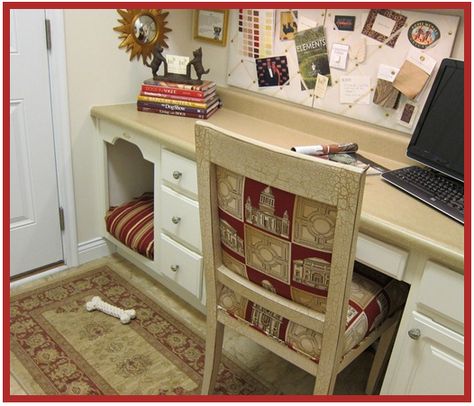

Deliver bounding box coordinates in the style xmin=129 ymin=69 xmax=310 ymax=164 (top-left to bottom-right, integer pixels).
xmin=10 ymin=266 xmax=272 ymax=395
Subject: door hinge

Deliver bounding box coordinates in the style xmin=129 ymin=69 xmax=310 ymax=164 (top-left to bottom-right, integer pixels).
xmin=45 ymin=19 xmax=52 ymax=50
xmin=59 ymin=207 xmax=65 ymax=231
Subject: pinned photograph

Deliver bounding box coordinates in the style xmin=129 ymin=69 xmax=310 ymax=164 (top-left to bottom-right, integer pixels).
xmin=362 ymin=9 xmax=407 ymax=48
xmin=255 ymin=56 xmax=290 ymax=87
xmin=280 ymin=11 xmax=298 ymax=40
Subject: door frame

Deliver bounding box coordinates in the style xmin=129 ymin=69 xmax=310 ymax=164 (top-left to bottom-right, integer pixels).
xmin=45 ymin=9 xmax=78 ymax=268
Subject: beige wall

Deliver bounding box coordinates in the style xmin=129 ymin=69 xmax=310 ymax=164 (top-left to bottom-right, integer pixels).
xmin=63 ymin=8 xmax=464 ymax=246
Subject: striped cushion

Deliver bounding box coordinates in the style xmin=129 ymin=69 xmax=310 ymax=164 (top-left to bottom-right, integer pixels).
xmin=105 ymin=193 xmax=154 ymax=259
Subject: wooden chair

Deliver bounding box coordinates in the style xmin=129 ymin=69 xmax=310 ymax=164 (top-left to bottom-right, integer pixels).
xmin=195 ymin=122 xmax=406 ymax=395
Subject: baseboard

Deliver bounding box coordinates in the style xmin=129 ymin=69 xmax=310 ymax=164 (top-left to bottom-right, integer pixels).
xmin=78 ymin=237 xmax=116 ymax=265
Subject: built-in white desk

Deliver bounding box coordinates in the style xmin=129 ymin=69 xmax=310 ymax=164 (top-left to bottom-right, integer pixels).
xmin=91 ymin=86 xmax=464 ymax=395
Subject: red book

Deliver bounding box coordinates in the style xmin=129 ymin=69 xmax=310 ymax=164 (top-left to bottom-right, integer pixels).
xmin=140 ymin=89 xmax=216 ymax=103
xmin=142 ymin=80 xmax=216 ymax=98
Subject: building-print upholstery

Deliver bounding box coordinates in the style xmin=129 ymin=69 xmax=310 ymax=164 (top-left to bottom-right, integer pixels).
xmin=216 ymin=166 xmax=407 ymax=362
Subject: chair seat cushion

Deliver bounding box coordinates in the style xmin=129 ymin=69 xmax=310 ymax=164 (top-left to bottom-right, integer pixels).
xmin=105 ymin=193 xmax=154 ymax=259
xmin=218 ymin=264 xmax=408 ymax=363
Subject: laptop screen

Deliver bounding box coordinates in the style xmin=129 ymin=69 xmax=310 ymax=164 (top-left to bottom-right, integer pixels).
xmin=407 ymin=59 xmax=464 ymax=182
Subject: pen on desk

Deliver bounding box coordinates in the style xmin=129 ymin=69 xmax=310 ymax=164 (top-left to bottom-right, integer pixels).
xmin=291 ymin=143 xmax=358 ymax=156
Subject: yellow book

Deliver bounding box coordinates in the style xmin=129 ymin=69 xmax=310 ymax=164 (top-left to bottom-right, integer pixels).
xmin=137 ymin=94 xmax=217 ymax=109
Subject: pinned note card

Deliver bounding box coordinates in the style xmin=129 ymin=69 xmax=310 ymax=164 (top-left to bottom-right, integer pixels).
xmin=340 ymin=76 xmax=371 ymax=104
xmin=329 ymin=43 xmax=349 ymax=70
xmin=314 ymin=74 xmax=329 ymax=98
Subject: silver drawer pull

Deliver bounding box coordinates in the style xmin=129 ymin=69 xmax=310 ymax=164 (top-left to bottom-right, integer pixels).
xmin=408 ymin=328 xmax=421 ymax=340
xmin=172 ymin=170 xmax=182 ymax=180
xmin=172 ymin=216 xmax=181 ymax=224
xmin=170 ymin=265 xmax=179 ymax=272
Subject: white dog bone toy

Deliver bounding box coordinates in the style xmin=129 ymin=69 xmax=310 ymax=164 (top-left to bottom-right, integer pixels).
xmin=85 ymin=296 xmax=136 ymax=324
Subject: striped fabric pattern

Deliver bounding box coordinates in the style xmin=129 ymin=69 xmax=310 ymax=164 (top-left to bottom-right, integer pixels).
xmin=105 ymin=193 xmax=154 ymax=260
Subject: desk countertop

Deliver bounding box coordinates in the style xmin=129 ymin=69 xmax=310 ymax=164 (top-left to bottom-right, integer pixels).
xmin=91 ymin=89 xmax=464 ymax=273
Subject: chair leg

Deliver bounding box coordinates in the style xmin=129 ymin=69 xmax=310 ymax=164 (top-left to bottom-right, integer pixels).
xmin=201 ymin=318 xmax=225 ymax=395
xmin=365 ymin=319 xmax=399 ymax=395
xmin=313 ymin=365 xmax=337 ymax=395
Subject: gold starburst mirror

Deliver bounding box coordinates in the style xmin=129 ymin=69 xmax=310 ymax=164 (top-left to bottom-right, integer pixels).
xmin=114 ymin=9 xmax=172 ymax=63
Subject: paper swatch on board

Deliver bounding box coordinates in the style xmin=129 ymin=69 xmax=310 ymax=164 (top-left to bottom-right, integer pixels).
xmin=238 ymin=9 xmax=275 ymax=59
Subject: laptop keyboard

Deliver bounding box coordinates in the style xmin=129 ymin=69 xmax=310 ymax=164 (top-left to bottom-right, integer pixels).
xmin=381 ymin=166 xmax=464 ymax=224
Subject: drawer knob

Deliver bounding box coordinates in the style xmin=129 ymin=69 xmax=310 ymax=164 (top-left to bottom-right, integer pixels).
xmin=172 ymin=216 xmax=181 ymax=224
xmin=173 ymin=170 xmax=182 ymax=180
xmin=170 ymin=265 xmax=179 ymax=272
xmin=408 ymin=328 xmax=421 ymax=340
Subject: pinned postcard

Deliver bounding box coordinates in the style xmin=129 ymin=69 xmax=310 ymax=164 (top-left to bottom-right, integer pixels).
xmin=329 ymin=43 xmax=349 ymax=70
xmin=340 ymin=76 xmax=371 ymax=104
xmin=314 ymin=74 xmax=329 ymax=98
xmin=280 ymin=10 xmax=298 ymax=40
xmin=334 ymin=15 xmax=355 ymax=31
xmin=362 ymin=9 xmax=407 ymax=48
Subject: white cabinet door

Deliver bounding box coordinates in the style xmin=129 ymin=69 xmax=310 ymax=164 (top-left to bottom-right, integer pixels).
xmin=389 ymin=311 xmax=464 ymax=395
xmin=10 ymin=10 xmax=63 ymax=276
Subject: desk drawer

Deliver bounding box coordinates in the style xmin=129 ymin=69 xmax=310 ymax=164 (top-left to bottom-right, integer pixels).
xmin=159 ymin=233 xmax=202 ymax=298
xmin=160 ymin=185 xmax=201 ymax=251
xmin=161 ymin=149 xmax=198 ymax=197
xmin=356 ymin=233 xmax=408 ymax=280
xmin=419 ymin=261 xmax=463 ymax=325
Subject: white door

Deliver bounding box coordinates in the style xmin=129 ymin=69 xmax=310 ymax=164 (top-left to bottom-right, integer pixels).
xmin=10 ymin=9 xmax=63 ymax=276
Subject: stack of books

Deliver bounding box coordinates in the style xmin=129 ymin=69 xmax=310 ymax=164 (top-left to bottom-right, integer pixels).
xmin=137 ymin=79 xmax=220 ymax=119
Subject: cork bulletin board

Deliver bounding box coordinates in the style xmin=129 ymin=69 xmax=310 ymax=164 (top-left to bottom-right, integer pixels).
xmin=226 ymin=9 xmax=460 ymax=134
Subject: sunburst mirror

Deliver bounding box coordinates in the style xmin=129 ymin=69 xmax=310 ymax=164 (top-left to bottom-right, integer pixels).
xmin=114 ymin=9 xmax=172 ymax=63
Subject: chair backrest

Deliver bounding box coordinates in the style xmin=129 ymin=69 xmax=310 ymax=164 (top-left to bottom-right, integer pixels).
xmin=195 ymin=122 xmax=367 ymax=381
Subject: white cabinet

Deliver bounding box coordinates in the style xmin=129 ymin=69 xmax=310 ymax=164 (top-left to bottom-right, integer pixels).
xmin=159 ymin=149 xmax=204 ymax=303
xmin=382 ymin=261 xmax=464 ymax=395
xmin=95 ymin=119 xmax=204 ymax=311
xmin=398 ymin=311 xmax=464 ymax=395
